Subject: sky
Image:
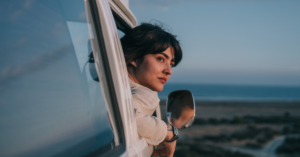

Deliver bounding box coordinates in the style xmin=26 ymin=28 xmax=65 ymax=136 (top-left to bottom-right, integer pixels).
xmin=129 ymin=0 xmax=300 ymax=86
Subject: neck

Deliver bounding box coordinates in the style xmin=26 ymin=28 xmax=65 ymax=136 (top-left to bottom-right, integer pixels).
xmin=127 ymin=66 xmax=139 ymax=84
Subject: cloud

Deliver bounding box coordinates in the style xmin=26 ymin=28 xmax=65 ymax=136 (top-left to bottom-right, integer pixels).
xmin=11 ymin=10 xmax=24 ymax=21
xmin=130 ymin=0 xmax=193 ymax=11
xmin=8 ymin=0 xmax=35 ymax=21
xmin=79 ymin=11 xmax=86 ymax=20
xmin=23 ymin=0 xmax=35 ymax=9
xmin=16 ymin=38 xmax=28 ymax=46
xmin=130 ymin=0 xmax=189 ymax=6
xmin=0 ymin=45 xmax=72 ymax=84
xmin=157 ymin=6 xmax=169 ymax=11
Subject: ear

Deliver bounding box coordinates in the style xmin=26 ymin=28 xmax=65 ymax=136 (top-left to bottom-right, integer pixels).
xmin=129 ymin=61 xmax=137 ymax=68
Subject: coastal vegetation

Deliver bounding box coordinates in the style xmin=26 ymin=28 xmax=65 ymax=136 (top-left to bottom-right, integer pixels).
xmin=160 ymin=100 xmax=300 ymax=157
xmin=276 ymin=136 xmax=300 ymax=155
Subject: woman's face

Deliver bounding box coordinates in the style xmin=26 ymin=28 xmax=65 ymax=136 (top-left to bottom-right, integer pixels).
xmin=134 ymin=47 xmax=175 ymax=92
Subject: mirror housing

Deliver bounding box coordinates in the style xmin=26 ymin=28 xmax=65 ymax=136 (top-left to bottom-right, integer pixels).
xmin=166 ymin=90 xmax=195 ymax=129
xmin=88 ymin=52 xmax=99 ymax=82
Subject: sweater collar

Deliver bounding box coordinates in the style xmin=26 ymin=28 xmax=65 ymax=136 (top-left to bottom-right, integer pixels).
xmin=129 ymin=79 xmax=160 ymax=106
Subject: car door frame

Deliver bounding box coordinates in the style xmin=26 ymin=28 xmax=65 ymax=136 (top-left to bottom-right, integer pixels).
xmin=85 ymin=0 xmax=153 ymax=156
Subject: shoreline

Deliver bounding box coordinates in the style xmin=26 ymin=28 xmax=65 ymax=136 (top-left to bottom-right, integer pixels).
xmin=160 ymin=99 xmax=300 ymax=107
xmin=159 ymin=99 xmax=300 ymax=119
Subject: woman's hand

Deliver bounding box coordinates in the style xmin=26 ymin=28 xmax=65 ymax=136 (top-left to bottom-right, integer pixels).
xmin=164 ymin=140 xmax=176 ymax=157
xmin=152 ymin=124 xmax=177 ymax=157
xmin=164 ymin=124 xmax=176 ymax=157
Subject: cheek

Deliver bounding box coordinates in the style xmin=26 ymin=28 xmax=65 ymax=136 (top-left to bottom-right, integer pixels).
xmin=139 ymin=60 xmax=160 ymax=77
xmin=135 ymin=58 xmax=166 ymax=91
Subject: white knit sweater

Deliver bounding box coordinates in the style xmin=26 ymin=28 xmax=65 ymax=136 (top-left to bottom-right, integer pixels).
xmin=129 ymin=79 xmax=167 ymax=146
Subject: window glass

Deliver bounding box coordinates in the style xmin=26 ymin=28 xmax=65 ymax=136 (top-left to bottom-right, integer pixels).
xmin=117 ymin=29 xmax=125 ymax=39
xmin=0 ymin=0 xmax=119 ymax=156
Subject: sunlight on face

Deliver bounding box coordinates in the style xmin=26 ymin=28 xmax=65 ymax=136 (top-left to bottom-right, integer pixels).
xmin=134 ymin=47 xmax=175 ymax=92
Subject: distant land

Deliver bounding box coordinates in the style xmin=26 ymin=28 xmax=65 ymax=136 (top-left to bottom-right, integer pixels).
xmin=159 ymin=83 xmax=300 ymax=101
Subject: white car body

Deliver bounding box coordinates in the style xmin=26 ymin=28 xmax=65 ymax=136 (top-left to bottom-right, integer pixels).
xmin=0 ymin=0 xmax=157 ymax=157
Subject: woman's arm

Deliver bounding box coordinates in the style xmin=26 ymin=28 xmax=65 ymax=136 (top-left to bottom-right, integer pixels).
xmin=165 ymin=124 xmax=174 ymax=141
xmin=132 ymin=101 xmax=177 ymax=156
xmin=134 ymin=107 xmax=168 ymax=145
xmin=164 ymin=123 xmax=177 ymax=157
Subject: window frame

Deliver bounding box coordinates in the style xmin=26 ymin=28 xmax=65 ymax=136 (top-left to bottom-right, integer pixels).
xmin=83 ymin=0 xmax=126 ymax=156
xmin=112 ymin=11 xmax=132 ymax=35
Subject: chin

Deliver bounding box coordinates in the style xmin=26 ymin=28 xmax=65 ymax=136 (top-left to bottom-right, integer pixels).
xmin=148 ymin=85 xmax=163 ymax=92
xmin=147 ymin=83 xmax=164 ymax=92
xmin=154 ymin=86 xmax=164 ymax=92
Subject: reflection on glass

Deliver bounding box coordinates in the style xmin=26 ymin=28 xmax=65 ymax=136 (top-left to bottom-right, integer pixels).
xmin=0 ymin=0 xmax=118 ymax=156
xmin=166 ymin=90 xmax=195 ymax=129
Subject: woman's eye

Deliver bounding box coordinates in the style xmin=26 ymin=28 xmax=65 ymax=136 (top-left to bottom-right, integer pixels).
xmin=157 ymin=57 xmax=164 ymax=62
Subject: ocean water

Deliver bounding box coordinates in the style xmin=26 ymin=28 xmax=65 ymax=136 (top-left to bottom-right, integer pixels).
xmin=159 ymin=83 xmax=300 ymax=101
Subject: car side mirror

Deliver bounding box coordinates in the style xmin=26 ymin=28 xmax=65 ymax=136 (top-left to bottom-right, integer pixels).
xmin=166 ymin=90 xmax=195 ymax=129
xmin=88 ymin=52 xmax=99 ymax=82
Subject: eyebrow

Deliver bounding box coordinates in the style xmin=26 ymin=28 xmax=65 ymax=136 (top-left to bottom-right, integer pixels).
xmin=158 ymin=52 xmax=175 ymax=63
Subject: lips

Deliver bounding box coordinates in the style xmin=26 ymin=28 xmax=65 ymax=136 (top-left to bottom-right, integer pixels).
xmin=158 ymin=77 xmax=167 ymax=84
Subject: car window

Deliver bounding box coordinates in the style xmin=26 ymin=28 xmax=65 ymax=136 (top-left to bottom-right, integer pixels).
xmin=0 ymin=0 xmax=122 ymax=156
xmin=117 ymin=30 xmax=125 ymax=39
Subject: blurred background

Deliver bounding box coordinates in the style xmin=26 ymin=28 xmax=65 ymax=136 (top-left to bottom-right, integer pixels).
xmin=130 ymin=0 xmax=300 ymax=157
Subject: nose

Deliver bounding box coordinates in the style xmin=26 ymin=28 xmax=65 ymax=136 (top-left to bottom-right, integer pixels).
xmin=163 ymin=64 xmax=173 ymax=75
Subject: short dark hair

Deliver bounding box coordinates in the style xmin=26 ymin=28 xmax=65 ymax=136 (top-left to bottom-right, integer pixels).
xmin=120 ymin=23 xmax=182 ymax=67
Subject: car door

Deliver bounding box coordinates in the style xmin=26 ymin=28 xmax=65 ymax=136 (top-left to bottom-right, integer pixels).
xmin=85 ymin=0 xmax=153 ymax=156
xmin=0 ymin=0 xmax=127 ymax=156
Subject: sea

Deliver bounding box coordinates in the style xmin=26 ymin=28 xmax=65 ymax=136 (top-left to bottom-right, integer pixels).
xmin=158 ymin=83 xmax=300 ymax=101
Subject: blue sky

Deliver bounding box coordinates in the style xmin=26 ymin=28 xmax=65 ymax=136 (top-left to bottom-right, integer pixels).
xmin=129 ymin=0 xmax=300 ymax=86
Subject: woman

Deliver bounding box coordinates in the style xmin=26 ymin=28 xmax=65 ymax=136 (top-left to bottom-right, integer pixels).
xmin=121 ymin=23 xmax=182 ymax=157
